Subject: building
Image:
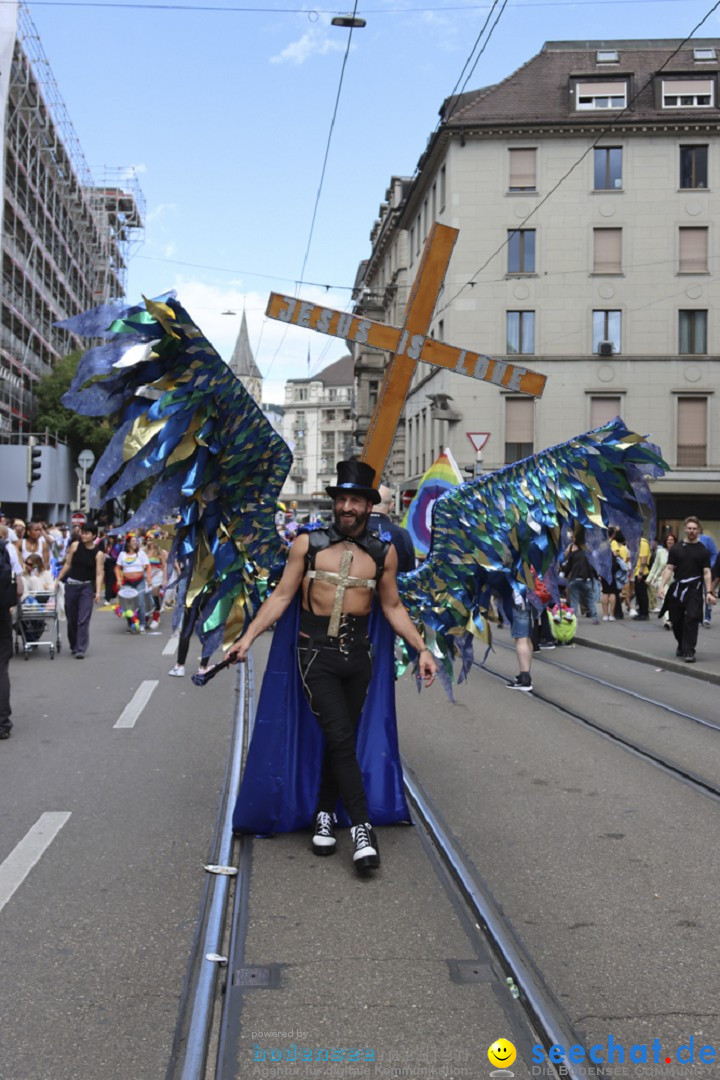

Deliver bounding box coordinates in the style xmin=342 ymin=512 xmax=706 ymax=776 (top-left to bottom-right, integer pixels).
xmin=228 ymin=310 xmax=263 ymax=404
xmin=0 ymin=1 xmax=144 ymax=435
xmin=282 ymin=355 xmax=355 ymax=514
xmin=352 ymin=39 xmax=720 ymax=533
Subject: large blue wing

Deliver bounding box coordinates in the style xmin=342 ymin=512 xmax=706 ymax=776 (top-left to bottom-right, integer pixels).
xmin=60 ymin=295 xmax=292 ymax=653
xmin=397 ymin=418 xmax=667 ymax=682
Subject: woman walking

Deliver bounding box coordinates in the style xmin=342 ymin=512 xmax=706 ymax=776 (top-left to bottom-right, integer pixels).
xmin=56 ymin=522 xmax=104 ymax=658
xmin=115 ymin=535 xmax=152 ymax=633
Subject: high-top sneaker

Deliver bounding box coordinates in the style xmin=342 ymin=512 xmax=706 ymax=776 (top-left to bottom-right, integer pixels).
xmin=350 ymin=823 xmax=380 ymax=871
xmin=312 ymin=811 xmax=337 ymax=856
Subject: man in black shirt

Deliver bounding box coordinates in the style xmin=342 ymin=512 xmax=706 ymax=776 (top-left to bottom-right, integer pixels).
xmin=659 ymin=515 xmax=716 ymax=662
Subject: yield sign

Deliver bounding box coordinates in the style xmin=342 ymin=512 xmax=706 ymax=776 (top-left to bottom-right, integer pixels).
xmin=466 ymin=432 xmax=491 ymax=452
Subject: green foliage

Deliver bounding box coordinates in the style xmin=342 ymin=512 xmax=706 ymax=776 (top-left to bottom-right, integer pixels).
xmin=33 ymin=351 xmax=114 ymax=461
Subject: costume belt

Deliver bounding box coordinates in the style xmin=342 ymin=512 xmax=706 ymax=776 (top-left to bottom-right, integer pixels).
xmin=299 ymin=609 xmax=369 ymax=657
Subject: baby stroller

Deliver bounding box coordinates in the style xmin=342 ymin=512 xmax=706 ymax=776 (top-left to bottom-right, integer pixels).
xmin=14 ymin=592 xmax=60 ymax=659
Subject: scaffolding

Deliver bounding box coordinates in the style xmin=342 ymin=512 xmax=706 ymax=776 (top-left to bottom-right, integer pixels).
xmin=0 ymin=4 xmax=145 ymax=433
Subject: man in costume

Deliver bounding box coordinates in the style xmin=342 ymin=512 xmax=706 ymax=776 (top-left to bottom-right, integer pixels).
xmin=659 ymin=515 xmax=716 ymax=663
xmin=228 ymin=460 xmax=437 ymax=873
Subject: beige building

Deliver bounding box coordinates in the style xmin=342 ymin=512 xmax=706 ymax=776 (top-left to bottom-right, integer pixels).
xmin=353 ymin=39 xmax=720 ymax=532
xmin=282 ymin=355 xmax=355 ymax=514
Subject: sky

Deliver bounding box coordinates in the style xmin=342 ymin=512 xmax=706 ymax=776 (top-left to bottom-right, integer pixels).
xmin=19 ymin=0 xmax=720 ymax=402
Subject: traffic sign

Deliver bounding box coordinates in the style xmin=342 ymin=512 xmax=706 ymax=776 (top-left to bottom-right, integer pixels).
xmin=78 ymin=449 xmax=95 ymax=470
xmin=71 ymin=511 xmax=87 ymax=526
xmin=402 ymin=490 xmax=416 ymax=507
xmin=466 ymin=432 xmax=491 ymax=452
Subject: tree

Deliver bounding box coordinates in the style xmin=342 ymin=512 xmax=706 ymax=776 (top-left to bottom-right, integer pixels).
xmin=32 ymin=351 xmax=114 ymax=460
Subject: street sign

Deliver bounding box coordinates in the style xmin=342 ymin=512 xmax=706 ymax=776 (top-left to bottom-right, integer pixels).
xmin=402 ymin=490 xmax=416 ymax=507
xmin=71 ymin=511 xmax=86 ymax=526
xmin=78 ymin=449 xmax=95 ymax=470
xmin=466 ymin=432 xmax=491 ymax=452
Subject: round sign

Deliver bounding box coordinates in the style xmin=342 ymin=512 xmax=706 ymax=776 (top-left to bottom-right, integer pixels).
xmin=402 ymin=490 xmax=416 ymax=507
xmin=71 ymin=512 xmax=87 ymax=525
xmin=78 ymin=449 xmax=95 ymax=469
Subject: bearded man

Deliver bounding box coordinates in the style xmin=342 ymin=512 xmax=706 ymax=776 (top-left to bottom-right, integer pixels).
xmin=228 ymin=459 xmax=436 ymax=873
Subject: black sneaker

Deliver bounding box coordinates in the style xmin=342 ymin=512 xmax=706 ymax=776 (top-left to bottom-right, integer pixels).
xmin=350 ymin=823 xmax=380 ymax=871
xmin=0 ymin=729 xmax=10 ymax=740
xmin=685 ymin=652 xmax=696 ymax=664
xmin=676 ymin=647 xmax=684 ymax=658
xmin=539 ymin=642 xmax=556 ymax=650
xmin=506 ymin=672 xmax=533 ymax=691
xmin=311 ymin=811 xmax=336 ymax=856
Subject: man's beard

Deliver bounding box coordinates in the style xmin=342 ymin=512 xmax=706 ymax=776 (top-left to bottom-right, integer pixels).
xmin=334 ymin=507 xmax=370 ymax=537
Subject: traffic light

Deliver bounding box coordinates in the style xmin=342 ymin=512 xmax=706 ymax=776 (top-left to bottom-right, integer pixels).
xmin=26 ymin=436 xmax=42 ymax=486
xmin=78 ymin=485 xmax=89 ymax=513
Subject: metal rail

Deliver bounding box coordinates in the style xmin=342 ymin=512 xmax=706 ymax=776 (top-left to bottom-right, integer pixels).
xmin=166 ymin=656 xmax=251 ymax=1080
xmin=403 ymin=762 xmax=586 ymax=1080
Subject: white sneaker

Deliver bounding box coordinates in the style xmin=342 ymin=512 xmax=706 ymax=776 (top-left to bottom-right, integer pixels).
xmin=168 ymin=664 xmax=185 ymax=677
xmin=629 ymin=609 xmax=638 ymax=617
xmin=608 ymin=616 xmax=616 ymax=622
xmin=602 ymin=616 xmax=610 ymax=621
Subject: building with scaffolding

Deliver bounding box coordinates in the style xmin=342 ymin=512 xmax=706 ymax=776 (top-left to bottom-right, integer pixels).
xmin=0 ymin=1 xmax=145 ymax=435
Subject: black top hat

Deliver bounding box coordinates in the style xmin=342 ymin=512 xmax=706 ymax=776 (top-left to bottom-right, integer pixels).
xmin=326 ymin=459 xmax=381 ymax=504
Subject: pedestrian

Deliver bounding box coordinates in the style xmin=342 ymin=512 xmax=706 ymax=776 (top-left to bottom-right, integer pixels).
xmin=143 ymin=530 xmax=168 ymax=628
xmin=114 ymin=535 xmax=151 ymax=633
xmin=56 ymin=522 xmax=105 ymax=658
xmin=632 ymin=534 xmax=652 ymax=620
xmin=647 ymin=532 xmax=676 ymax=613
xmin=562 ymin=527 xmax=599 ymax=624
xmin=369 ymin=485 xmax=416 ymax=572
xmin=506 ymin=588 xmax=534 ymax=691
xmin=698 ymin=523 xmax=718 ymax=627
xmin=0 ymin=526 xmax=23 ymax=739
xmin=659 ymin=516 xmax=716 ymax=663
xmin=227 ymin=459 xmax=437 ymax=873
xmin=16 ymin=519 xmax=51 ymax=572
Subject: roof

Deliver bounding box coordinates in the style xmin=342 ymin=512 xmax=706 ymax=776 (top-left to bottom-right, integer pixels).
xmin=316 ymin=354 xmax=353 ymax=386
xmin=229 ymin=311 xmax=262 ymax=380
xmin=444 ymin=39 xmax=720 ymax=129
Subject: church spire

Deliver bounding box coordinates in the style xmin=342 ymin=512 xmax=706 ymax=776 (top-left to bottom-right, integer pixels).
xmin=229 ymin=310 xmax=263 ymax=403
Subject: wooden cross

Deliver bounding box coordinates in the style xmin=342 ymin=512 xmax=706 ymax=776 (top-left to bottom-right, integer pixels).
xmin=266 ymin=223 xmax=547 ymax=483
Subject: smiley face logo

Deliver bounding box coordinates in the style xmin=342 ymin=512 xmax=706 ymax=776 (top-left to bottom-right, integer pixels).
xmin=488 ymin=1039 xmax=517 ymax=1069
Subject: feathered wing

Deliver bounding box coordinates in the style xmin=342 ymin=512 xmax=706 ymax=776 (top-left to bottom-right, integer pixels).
xmin=59 ymin=295 xmax=293 ymax=653
xmin=397 ymin=418 xmax=667 ymax=681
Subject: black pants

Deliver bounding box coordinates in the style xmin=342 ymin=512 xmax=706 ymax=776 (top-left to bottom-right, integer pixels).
xmin=297 ymin=636 xmax=373 ymax=825
xmin=669 ymin=581 xmax=704 ymax=656
xmin=65 ymin=582 xmax=95 ymax=655
xmin=0 ymin=608 xmax=12 ymax=734
xmin=634 ymin=574 xmax=649 ymax=618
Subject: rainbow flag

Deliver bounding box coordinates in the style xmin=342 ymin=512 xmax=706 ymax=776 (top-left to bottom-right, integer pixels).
xmin=402 ymin=447 xmax=463 ymax=558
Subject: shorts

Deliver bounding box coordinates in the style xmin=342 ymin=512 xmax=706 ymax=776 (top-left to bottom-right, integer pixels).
xmin=510 ymin=606 xmax=531 ymax=639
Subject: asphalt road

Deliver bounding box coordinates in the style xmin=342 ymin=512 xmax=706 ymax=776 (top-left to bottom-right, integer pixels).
xmin=0 ymin=604 xmax=236 ymax=1080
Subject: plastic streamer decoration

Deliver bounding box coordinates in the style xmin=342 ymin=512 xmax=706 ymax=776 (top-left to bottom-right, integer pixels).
xmin=59 ymin=294 xmax=293 ymax=654
xmin=396 ymin=419 xmax=666 ymax=686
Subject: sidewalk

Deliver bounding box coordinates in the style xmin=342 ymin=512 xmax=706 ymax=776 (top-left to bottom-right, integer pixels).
xmin=571 ymin=608 xmax=720 ymax=685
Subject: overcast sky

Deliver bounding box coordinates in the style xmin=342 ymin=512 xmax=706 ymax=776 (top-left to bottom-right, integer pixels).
xmin=24 ymin=0 xmax=719 ymax=401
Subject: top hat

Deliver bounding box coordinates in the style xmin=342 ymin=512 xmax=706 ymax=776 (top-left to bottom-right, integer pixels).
xmin=326 ymin=459 xmax=381 ymax=504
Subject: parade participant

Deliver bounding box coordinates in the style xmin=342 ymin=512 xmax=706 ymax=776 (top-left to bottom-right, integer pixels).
xmin=0 ymin=526 xmax=23 ymax=739
xmin=114 ymin=535 xmax=152 ymax=633
xmin=659 ymin=516 xmax=715 ymax=663
xmin=369 ymin=485 xmax=415 ymax=573
xmin=144 ymin=530 xmax=168 ymax=627
xmin=56 ymin=522 xmax=104 ymax=658
xmin=228 ymin=460 xmax=437 ymax=872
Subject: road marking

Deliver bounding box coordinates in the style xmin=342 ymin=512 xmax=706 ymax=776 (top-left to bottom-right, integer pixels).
xmin=162 ymin=637 xmax=178 ymax=657
xmin=114 ymin=680 xmax=159 ymax=729
xmin=0 ymin=812 xmax=71 ymax=915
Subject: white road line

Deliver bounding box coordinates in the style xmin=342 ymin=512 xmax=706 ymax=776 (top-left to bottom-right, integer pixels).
xmin=114 ymin=680 xmax=159 ymax=729
xmin=0 ymin=812 xmax=72 ymax=916
xmin=162 ymin=636 xmax=178 ymax=657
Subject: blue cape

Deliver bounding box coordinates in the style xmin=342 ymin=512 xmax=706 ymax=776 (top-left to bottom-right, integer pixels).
xmin=231 ymin=597 xmax=411 ymax=834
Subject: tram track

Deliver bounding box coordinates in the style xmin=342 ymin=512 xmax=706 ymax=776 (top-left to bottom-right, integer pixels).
xmin=482 ymin=641 xmax=720 ymax=805
xmin=170 ymin=645 xmax=597 ymax=1080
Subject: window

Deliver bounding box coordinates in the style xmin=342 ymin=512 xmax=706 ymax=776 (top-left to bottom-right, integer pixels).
xmin=416 ymin=217 xmax=421 ymax=256
xmin=677 ymin=398 xmax=707 ymax=466
xmin=694 ymin=47 xmax=717 ymax=62
xmin=409 ymin=224 xmax=415 ymax=262
xmin=296 ymin=387 xmax=308 ymax=401
xmin=662 ymin=79 xmax=714 ymax=108
xmin=321 ymin=432 xmax=335 ymax=454
xmin=594 ymin=147 xmax=622 ymax=190
xmin=506 ymin=311 xmax=535 ymax=354
xmin=679 ymin=310 xmax=708 ymax=353
xmin=295 ymin=480 xmax=304 ymax=494
xmin=505 ymin=398 xmax=534 ymax=464
xmin=324 ymin=408 xmax=336 ymax=421
xmin=423 ymin=198 xmax=428 ymax=237
xmin=593 ymin=310 xmax=622 ymax=354
xmin=590 ymin=395 xmax=622 ymax=427
xmin=440 ymin=165 xmax=446 ymax=211
xmin=507 ymin=229 xmax=535 ymax=273
xmin=593 ymin=228 xmax=622 ymax=273
xmin=596 ymin=49 xmax=619 ymax=63
xmin=576 ymin=81 xmax=627 ymax=110
xmin=508 ymin=148 xmax=536 ymax=191
xmin=680 ymin=145 xmax=708 ymax=189
xmin=432 ymin=182 xmax=437 ymax=221
xmin=368 ymin=379 xmax=380 ymax=410
xmin=679 ymin=227 xmax=708 ymax=273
